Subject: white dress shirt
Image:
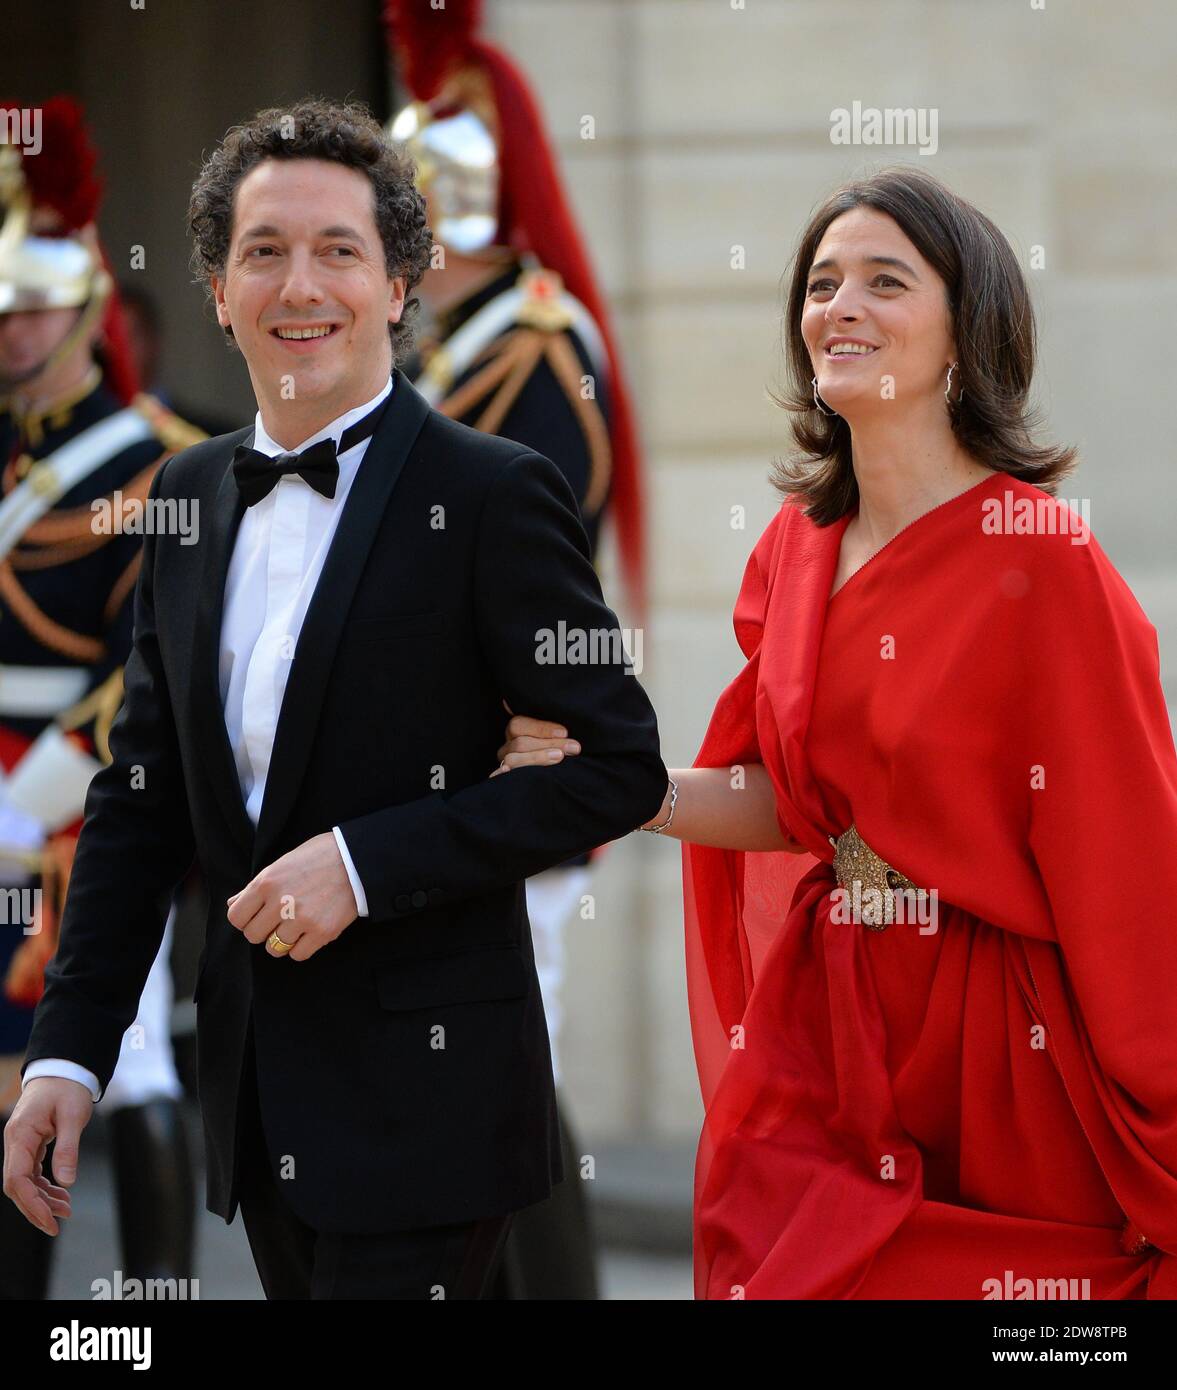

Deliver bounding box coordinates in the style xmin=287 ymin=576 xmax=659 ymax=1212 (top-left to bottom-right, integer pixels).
xmin=24 ymin=377 xmax=391 ymax=1103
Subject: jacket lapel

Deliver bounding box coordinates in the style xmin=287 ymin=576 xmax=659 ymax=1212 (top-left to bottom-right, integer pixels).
xmin=191 ymin=427 xmax=256 ymax=851
xmin=251 ymin=372 xmax=432 ymax=868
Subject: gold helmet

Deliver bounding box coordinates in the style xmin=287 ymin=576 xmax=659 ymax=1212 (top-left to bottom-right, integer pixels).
xmin=387 ymin=76 xmax=499 ymax=256
xmin=0 ymin=99 xmax=115 ymax=388
xmin=0 ymin=175 xmax=107 ymax=316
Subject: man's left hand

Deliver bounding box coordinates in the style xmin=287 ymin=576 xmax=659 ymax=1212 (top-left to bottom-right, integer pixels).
xmin=227 ymin=832 xmax=359 ymax=961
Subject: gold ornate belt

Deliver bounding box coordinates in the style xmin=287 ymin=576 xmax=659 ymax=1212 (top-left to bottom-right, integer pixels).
xmin=829 ymin=824 xmax=921 ymax=931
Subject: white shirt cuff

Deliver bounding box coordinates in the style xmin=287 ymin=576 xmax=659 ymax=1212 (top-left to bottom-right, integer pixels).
xmin=332 ymin=825 xmax=369 ymax=917
xmin=22 ymin=1058 xmax=102 ymax=1104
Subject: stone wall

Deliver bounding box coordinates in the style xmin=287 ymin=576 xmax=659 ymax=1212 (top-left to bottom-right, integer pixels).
xmin=485 ymin=0 xmax=1177 ymax=1144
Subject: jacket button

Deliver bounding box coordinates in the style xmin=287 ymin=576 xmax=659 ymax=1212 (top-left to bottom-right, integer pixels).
xmin=410 ymin=890 xmax=427 ymax=909
xmin=394 ymin=894 xmax=411 ymax=912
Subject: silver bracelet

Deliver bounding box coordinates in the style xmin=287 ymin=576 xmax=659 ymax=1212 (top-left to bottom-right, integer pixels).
xmin=640 ymin=776 xmax=679 ymax=833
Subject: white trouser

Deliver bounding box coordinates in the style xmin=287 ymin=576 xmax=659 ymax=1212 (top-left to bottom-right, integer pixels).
xmin=99 ymin=903 xmax=182 ymax=1112
xmin=524 ymin=865 xmax=592 ymax=1089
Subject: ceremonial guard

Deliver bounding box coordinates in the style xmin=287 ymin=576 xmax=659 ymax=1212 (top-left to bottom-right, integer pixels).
xmin=385 ymin=1 xmax=647 ymax=1298
xmin=0 ymin=98 xmax=201 ymax=1298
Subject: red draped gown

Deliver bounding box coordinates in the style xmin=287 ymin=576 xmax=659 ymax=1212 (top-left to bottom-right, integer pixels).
xmin=683 ymin=470 xmax=1177 ymax=1299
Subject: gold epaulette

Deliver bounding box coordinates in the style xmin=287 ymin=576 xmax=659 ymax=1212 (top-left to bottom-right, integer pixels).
xmin=131 ymin=392 xmax=208 ymax=452
xmin=514 ymin=267 xmax=577 ymax=334
xmin=436 ymin=297 xmax=612 ymax=519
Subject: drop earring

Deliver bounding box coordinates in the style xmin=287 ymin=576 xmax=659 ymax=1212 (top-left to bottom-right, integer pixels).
xmin=811 ymin=376 xmax=837 ymax=417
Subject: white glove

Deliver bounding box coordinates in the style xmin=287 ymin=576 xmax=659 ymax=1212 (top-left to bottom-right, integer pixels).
xmin=0 ymin=797 xmax=46 ymax=882
xmin=3 ymin=725 xmax=100 ymax=832
xmin=0 ymin=799 xmax=46 ymax=853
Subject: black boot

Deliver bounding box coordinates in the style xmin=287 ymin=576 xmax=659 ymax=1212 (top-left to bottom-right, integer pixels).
xmin=108 ymin=1097 xmax=196 ymax=1285
xmin=0 ymin=1116 xmax=54 ymax=1299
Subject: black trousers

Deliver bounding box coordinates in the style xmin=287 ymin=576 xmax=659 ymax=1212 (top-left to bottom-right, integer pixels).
xmin=491 ymin=1093 xmax=599 ymax=1299
xmin=233 ymin=1023 xmax=513 ymax=1300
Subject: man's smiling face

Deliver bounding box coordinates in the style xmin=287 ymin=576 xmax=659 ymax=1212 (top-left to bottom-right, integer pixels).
xmin=212 ymin=157 xmax=406 ymax=428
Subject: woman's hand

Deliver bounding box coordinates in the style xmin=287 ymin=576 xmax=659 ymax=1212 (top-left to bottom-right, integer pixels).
xmin=491 ymin=709 xmax=581 ymax=778
xmin=488 ymin=713 xmax=809 ymax=856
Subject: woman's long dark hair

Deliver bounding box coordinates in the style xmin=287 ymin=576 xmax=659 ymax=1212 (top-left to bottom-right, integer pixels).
xmin=772 ymin=165 xmax=1076 ymax=523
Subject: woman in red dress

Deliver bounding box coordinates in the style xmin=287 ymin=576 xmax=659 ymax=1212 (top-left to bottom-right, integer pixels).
xmin=497 ymin=166 xmax=1177 ymax=1299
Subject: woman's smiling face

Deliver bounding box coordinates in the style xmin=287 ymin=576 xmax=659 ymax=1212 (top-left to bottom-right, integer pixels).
xmin=801 ymin=206 xmax=957 ymax=418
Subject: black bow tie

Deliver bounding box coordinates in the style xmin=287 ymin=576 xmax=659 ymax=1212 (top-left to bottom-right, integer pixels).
xmin=233 ymin=437 xmax=338 ymax=506
xmin=232 ymin=392 xmax=392 ymax=507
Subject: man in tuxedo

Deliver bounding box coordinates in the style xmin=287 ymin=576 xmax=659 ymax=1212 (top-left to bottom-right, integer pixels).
xmin=1 ymin=98 xmax=667 ymax=1300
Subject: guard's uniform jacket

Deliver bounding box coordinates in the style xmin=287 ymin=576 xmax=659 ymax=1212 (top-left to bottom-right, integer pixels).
xmin=408 ymin=259 xmax=613 ymax=880
xmin=0 ymin=369 xmax=203 ymax=1048
xmin=407 ymin=259 xmax=613 ymax=557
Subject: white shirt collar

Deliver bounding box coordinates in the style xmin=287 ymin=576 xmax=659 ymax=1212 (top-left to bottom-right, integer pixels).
xmin=251 ymin=376 xmax=394 ymax=459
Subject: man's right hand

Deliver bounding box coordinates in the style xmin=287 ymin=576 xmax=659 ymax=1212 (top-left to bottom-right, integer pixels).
xmin=3 ymin=1076 xmax=93 ymax=1235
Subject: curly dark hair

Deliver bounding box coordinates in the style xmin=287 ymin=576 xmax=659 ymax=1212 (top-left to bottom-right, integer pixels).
xmin=772 ymin=165 xmax=1076 ymax=523
xmin=187 ymin=97 xmax=432 ymax=363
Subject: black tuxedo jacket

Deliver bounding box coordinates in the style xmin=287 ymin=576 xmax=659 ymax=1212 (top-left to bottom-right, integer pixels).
xmin=23 ymin=371 xmax=667 ymax=1233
